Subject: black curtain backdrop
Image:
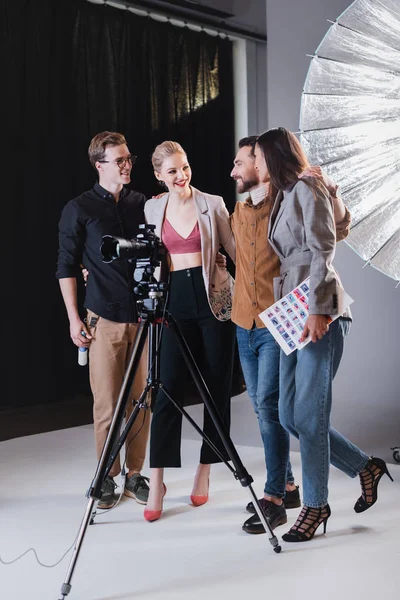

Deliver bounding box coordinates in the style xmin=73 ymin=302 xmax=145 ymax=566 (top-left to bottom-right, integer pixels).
xmin=1 ymin=0 xmax=236 ymax=418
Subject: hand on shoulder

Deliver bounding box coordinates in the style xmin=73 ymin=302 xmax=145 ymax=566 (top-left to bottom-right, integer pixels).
xmin=299 ymin=166 xmax=338 ymax=197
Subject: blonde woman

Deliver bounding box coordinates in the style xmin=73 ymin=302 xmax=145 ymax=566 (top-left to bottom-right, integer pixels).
xmin=143 ymin=141 xmax=236 ymax=521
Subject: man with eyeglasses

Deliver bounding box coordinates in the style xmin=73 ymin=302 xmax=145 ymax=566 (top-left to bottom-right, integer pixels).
xmin=56 ymin=131 xmax=150 ymax=509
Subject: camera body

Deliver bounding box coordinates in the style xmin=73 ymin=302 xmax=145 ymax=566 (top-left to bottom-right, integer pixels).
xmin=100 ymin=224 xmax=167 ymax=300
xmin=101 ymin=223 xmax=165 ymax=264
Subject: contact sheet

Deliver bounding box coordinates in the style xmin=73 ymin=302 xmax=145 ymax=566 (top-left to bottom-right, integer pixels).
xmin=259 ymin=277 xmax=353 ymax=355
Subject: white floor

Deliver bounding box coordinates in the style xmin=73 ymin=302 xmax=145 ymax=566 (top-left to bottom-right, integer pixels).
xmin=0 ymin=422 xmax=399 ymax=600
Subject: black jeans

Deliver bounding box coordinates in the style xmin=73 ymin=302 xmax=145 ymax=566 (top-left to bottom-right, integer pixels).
xmin=150 ymin=266 xmax=235 ymax=467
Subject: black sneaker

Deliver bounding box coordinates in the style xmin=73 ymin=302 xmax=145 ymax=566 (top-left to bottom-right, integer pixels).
xmin=98 ymin=476 xmax=117 ymax=509
xmin=124 ymin=473 xmax=150 ymax=505
xmin=242 ymin=499 xmax=287 ymax=534
xmin=245 ymin=485 xmax=301 ymax=514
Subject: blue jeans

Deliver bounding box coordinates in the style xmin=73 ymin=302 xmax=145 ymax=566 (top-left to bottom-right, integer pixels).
xmin=279 ymin=318 xmax=369 ymax=508
xmin=237 ymin=326 xmax=294 ymax=498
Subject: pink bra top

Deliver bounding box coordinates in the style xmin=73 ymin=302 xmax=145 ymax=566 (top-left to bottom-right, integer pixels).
xmin=162 ymin=218 xmax=202 ymax=254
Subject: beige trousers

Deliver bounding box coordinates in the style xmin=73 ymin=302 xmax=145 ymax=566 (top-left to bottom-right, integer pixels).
xmin=87 ymin=310 xmax=150 ymax=477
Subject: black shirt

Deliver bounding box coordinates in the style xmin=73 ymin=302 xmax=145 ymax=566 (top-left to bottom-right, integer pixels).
xmin=56 ymin=182 xmax=147 ymax=323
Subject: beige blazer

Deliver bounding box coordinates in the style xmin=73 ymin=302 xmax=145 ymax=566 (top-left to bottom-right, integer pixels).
xmin=144 ymin=186 xmax=236 ymax=321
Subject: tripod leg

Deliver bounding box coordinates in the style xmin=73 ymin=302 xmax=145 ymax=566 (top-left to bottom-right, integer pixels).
xmin=58 ymin=498 xmax=96 ymax=599
xmin=59 ymin=320 xmax=151 ymax=598
xmin=166 ymin=312 xmax=281 ymax=552
xmin=245 ymin=487 xmax=281 ymax=552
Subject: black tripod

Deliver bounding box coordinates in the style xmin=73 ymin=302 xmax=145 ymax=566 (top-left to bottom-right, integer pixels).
xmin=59 ymin=286 xmax=281 ymax=599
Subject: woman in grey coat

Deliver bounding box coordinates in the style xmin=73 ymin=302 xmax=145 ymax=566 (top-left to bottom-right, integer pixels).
xmin=255 ymin=127 xmax=393 ymax=542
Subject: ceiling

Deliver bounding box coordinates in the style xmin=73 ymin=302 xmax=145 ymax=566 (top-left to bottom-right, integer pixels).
xmin=123 ymin=0 xmax=267 ymax=39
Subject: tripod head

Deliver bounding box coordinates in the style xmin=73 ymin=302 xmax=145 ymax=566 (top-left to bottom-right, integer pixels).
xmin=135 ymin=282 xmax=168 ymax=321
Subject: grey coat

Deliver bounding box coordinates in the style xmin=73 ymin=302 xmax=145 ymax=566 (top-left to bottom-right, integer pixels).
xmin=268 ymin=178 xmax=341 ymax=315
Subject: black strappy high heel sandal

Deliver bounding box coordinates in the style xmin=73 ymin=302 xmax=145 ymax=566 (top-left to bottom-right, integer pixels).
xmin=354 ymin=456 xmax=394 ymax=513
xmin=282 ymin=504 xmax=331 ymax=543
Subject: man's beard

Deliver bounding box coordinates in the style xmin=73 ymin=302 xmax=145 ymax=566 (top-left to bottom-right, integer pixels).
xmin=236 ymin=175 xmax=259 ymax=194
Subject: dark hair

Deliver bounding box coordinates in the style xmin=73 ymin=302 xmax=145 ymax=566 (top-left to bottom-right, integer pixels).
xmin=256 ymin=127 xmax=329 ymax=206
xmin=88 ymin=131 xmax=127 ymax=168
xmin=238 ymin=135 xmax=258 ymax=157
xmin=256 ymin=127 xmax=310 ymax=191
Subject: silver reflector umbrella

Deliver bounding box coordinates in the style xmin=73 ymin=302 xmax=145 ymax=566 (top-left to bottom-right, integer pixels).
xmin=300 ymin=0 xmax=400 ymax=283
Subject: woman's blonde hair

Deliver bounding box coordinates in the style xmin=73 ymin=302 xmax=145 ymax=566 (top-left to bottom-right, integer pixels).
xmin=151 ymin=141 xmax=186 ymax=172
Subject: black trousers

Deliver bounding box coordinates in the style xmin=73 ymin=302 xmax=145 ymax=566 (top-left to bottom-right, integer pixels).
xmin=150 ymin=266 xmax=235 ymax=467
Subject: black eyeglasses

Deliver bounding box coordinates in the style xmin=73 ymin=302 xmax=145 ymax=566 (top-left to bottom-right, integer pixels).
xmin=98 ymin=154 xmax=137 ymax=168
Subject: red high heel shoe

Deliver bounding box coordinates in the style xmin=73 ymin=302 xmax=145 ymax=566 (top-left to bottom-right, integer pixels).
xmin=190 ymin=478 xmax=209 ymax=507
xmin=144 ymin=483 xmax=167 ymax=522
